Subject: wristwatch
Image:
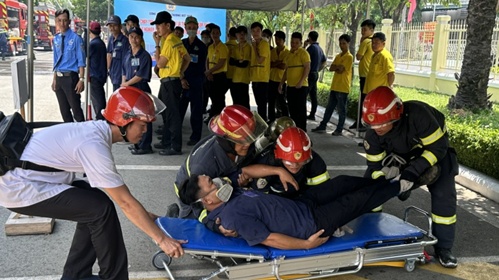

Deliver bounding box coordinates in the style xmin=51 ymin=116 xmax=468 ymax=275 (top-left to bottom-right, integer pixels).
xmin=79 ymin=77 xmax=85 ymax=82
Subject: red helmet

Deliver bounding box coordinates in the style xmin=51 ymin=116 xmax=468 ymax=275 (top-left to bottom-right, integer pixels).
xmin=102 ymin=86 xmax=164 ymax=127
xmin=209 ymin=105 xmax=268 ymax=144
xmin=362 ymin=86 xmax=404 ymax=128
xmin=274 ymin=127 xmax=312 ymax=163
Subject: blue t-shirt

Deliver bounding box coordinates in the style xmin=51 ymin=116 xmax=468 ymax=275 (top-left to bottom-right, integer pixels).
xmin=53 ymin=29 xmax=86 ymax=72
xmin=89 ymin=37 xmax=107 ymax=84
xmin=208 ymin=189 xmax=316 ymax=246
xmin=122 ymin=47 xmax=152 ymax=93
xmin=307 ymin=42 xmax=326 ymax=72
xmin=182 ymin=37 xmax=207 ymax=80
xmin=107 ymin=33 xmax=130 ymax=85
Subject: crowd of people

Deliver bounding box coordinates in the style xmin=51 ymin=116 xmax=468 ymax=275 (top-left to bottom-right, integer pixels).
xmin=0 ymin=9 xmax=459 ymax=280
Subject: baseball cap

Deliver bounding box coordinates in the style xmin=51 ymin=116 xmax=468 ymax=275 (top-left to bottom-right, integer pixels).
xmin=128 ymin=27 xmax=143 ymax=37
xmin=124 ymin=14 xmax=139 ymax=25
xmin=106 ymin=15 xmax=121 ymax=26
xmin=185 ymin=16 xmax=198 ymax=25
xmin=89 ymin=21 xmax=101 ymax=35
xmin=150 ymin=11 xmax=172 ymax=25
xmin=274 ymin=31 xmax=285 ymax=40
xmin=372 ymin=32 xmax=386 ymax=42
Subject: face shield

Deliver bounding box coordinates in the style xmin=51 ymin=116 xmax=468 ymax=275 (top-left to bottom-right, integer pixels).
xmin=122 ymin=93 xmax=166 ymax=123
xmin=220 ymin=112 xmax=268 ymax=145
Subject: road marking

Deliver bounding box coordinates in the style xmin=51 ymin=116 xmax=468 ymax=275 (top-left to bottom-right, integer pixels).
xmin=421 ymin=261 xmax=499 ymax=279
xmin=115 ymin=165 xmax=366 ymax=171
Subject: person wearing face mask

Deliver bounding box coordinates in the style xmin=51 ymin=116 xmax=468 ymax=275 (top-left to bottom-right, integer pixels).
xmin=178 ymin=169 xmax=409 ymax=250
xmin=180 ymin=16 xmax=207 ymax=146
xmin=262 ymin=28 xmax=274 ymax=50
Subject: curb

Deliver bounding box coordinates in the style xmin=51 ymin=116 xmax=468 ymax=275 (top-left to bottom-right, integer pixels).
xmin=309 ymin=102 xmax=499 ymax=204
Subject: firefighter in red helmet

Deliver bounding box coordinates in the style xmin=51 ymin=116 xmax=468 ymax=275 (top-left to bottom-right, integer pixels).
xmin=0 ymin=87 xmax=185 ymax=279
xmin=362 ymin=86 xmax=458 ymax=268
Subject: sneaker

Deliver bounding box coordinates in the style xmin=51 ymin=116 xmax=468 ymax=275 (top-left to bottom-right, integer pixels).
xmin=435 ymin=248 xmax=458 ymax=268
xmin=165 ymin=203 xmax=180 ymax=218
xmin=130 ymin=148 xmax=154 ymax=155
xmin=159 ymin=149 xmax=182 ymax=156
xmin=331 ymin=131 xmax=342 ymax=136
xmin=311 ymin=126 xmax=326 ymax=133
xmin=128 ymin=144 xmax=136 ymax=151
xmin=306 ymin=115 xmax=316 ymax=121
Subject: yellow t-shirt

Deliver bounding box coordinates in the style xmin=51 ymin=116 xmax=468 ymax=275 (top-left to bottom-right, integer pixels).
xmin=270 ymin=46 xmax=290 ymax=82
xmin=231 ymin=42 xmax=252 ymax=84
xmin=284 ymin=48 xmax=311 ymax=87
xmin=226 ymin=39 xmax=238 ymax=79
xmin=208 ymin=42 xmax=229 ymax=74
xmin=364 ymin=48 xmax=395 ymax=94
xmin=159 ymin=33 xmax=187 ymax=78
xmin=357 ymin=36 xmax=374 ymax=78
xmin=330 ymin=51 xmax=353 ymax=94
xmin=250 ymin=40 xmax=271 ymax=82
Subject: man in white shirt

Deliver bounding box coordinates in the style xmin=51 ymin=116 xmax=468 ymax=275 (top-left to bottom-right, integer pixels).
xmin=0 ymin=87 xmax=185 ymax=280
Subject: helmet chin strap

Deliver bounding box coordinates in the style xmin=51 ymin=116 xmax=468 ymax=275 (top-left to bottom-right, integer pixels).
xmin=119 ymin=126 xmax=130 ymax=142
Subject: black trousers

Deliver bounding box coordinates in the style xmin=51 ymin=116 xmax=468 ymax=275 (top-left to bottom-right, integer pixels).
xmin=159 ymin=79 xmax=183 ymax=151
xmin=298 ymin=175 xmax=400 ymax=237
xmin=207 ymin=73 xmax=228 ymax=118
xmin=428 ymin=149 xmax=458 ymax=249
xmin=307 ymin=71 xmax=319 ymax=116
xmin=180 ymin=76 xmax=204 ymax=142
xmin=9 ymin=181 xmax=128 ymax=280
xmin=286 ymin=86 xmax=308 ymax=131
xmin=252 ymin=82 xmax=269 ymax=121
xmin=90 ymin=79 xmax=106 ymax=120
xmin=55 ymin=73 xmax=85 ymax=122
xmin=230 ymin=82 xmax=250 ymax=110
xmin=354 ymin=77 xmax=367 ymax=125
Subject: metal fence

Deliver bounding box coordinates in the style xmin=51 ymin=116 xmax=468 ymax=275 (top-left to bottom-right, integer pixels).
xmin=323 ymin=19 xmax=499 ymax=80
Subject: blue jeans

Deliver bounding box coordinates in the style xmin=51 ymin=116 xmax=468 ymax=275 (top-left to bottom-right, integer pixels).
xmin=319 ymin=90 xmax=348 ymax=132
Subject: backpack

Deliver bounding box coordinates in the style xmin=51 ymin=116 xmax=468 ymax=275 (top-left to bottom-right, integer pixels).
xmin=0 ymin=111 xmax=62 ymax=176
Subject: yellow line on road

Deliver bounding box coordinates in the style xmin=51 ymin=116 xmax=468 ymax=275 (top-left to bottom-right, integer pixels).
xmin=420 ymin=262 xmax=499 ymax=280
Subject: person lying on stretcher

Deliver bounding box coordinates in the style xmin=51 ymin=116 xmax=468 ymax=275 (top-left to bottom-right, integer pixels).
xmin=179 ymin=172 xmax=412 ymax=250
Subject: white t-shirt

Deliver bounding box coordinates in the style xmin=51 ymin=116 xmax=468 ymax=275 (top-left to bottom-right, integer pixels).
xmin=0 ymin=121 xmax=124 ymax=208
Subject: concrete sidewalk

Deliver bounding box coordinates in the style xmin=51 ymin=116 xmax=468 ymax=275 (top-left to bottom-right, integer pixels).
xmin=310 ymin=103 xmax=499 ymax=205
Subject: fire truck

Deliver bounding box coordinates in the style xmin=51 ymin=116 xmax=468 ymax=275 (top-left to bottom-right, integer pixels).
xmin=0 ymin=0 xmax=27 ymax=55
xmin=34 ymin=2 xmax=56 ymax=50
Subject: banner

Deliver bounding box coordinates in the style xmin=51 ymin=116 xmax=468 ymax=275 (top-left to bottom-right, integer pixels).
xmin=115 ymin=0 xmax=226 ymax=56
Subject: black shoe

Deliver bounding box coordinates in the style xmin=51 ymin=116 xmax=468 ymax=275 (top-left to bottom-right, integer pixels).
xmin=307 ymin=115 xmax=316 ymax=121
xmin=153 ymin=143 xmax=169 ymax=149
xmin=128 ymin=144 xmax=136 ymax=151
xmin=435 ymin=248 xmax=458 ymax=268
xmin=131 ymin=148 xmax=154 ymax=155
xmin=357 ymin=125 xmax=367 ymax=132
xmin=159 ymin=149 xmax=182 ymax=156
xmin=331 ymin=130 xmax=342 ymax=136
xmin=349 ymin=122 xmax=358 ymax=129
xmin=157 ymin=135 xmax=163 ymax=140
xmin=398 ymin=190 xmax=411 ymax=201
xmin=155 ymin=129 xmax=163 ymax=134
xmin=311 ymin=126 xmax=326 ymax=133
xmin=165 ymin=203 xmax=180 ymax=218
xmin=187 ymin=139 xmax=199 ymax=146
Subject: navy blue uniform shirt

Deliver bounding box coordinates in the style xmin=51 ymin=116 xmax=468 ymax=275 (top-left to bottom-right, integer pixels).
xmin=307 ymin=42 xmax=326 ymax=72
xmin=89 ymin=37 xmax=107 ymax=83
xmin=182 ymin=37 xmax=208 ymax=78
xmin=107 ymin=33 xmax=130 ymax=85
xmin=122 ymin=47 xmax=152 ymax=92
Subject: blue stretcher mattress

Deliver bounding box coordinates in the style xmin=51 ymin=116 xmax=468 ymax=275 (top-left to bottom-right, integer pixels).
xmin=155 ymin=213 xmax=424 ymax=260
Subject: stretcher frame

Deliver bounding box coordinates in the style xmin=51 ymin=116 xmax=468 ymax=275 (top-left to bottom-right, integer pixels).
xmin=152 ymin=206 xmax=438 ymax=280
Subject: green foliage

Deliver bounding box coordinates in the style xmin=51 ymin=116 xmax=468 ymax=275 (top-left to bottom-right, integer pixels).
xmin=315 ymin=83 xmax=499 ymax=180
xmin=71 ymin=0 xmax=109 ymax=22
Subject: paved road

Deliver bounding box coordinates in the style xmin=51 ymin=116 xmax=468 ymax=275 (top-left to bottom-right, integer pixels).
xmin=0 ymin=51 xmax=498 ymax=280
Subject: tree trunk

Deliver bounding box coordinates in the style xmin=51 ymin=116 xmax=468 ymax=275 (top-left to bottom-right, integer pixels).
xmin=451 ymin=0 xmax=496 ymax=111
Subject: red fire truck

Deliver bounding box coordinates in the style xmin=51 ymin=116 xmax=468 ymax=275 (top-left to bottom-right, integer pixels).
xmin=0 ymin=0 xmax=27 ymax=55
xmin=34 ymin=2 xmax=56 ymax=50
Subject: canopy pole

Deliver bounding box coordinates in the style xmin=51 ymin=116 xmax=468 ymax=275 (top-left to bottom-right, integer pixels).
xmin=27 ymin=0 xmax=34 ymax=121
xmin=301 ymin=0 xmax=305 ymax=35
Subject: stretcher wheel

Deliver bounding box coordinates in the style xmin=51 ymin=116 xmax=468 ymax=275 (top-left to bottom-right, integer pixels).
xmin=404 ymin=260 xmax=416 ymax=272
xmin=152 ymin=250 xmax=172 ymax=270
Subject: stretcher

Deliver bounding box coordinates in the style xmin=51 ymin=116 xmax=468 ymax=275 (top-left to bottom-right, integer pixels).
xmin=152 ymin=206 xmax=437 ymax=280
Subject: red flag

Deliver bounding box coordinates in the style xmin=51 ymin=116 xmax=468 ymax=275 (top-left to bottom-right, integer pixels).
xmin=408 ymin=0 xmax=417 ymax=23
